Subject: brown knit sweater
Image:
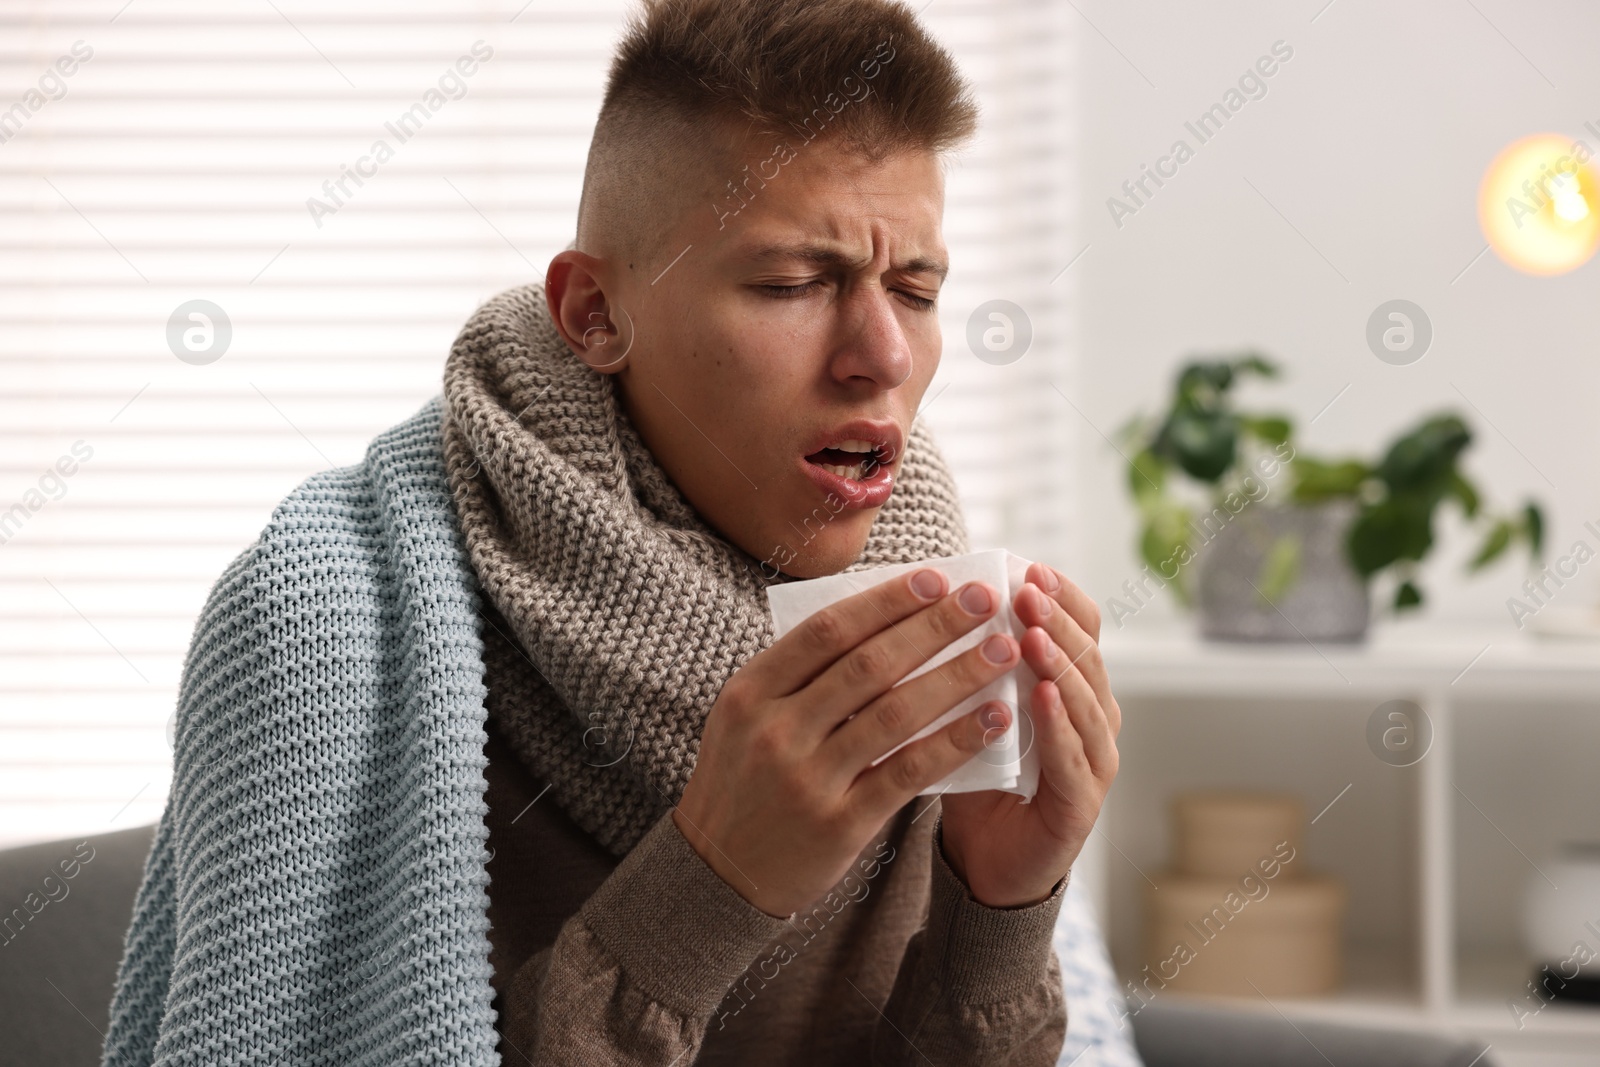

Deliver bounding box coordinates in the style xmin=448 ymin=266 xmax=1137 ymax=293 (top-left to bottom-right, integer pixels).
xmin=477 ymin=603 xmax=1069 ymax=1066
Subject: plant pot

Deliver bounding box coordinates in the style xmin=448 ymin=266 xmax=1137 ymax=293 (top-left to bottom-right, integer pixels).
xmin=1194 ymin=501 xmax=1370 ymax=643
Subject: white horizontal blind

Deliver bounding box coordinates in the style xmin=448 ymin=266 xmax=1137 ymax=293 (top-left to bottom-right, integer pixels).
xmin=0 ymin=0 xmax=1075 ymax=849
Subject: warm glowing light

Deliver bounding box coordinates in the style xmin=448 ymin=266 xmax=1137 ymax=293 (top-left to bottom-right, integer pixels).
xmin=1477 ymin=133 xmax=1600 ymax=276
xmin=1553 ymin=189 xmax=1590 ymax=223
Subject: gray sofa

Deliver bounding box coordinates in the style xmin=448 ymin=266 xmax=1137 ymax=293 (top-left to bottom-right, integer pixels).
xmin=1 ymin=824 xmax=1496 ymax=1067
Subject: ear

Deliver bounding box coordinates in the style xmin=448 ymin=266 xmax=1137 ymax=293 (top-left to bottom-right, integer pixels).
xmin=545 ymin=250 xmax=633 ymax=374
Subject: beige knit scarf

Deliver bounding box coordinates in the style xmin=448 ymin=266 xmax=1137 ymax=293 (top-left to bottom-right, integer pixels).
xmin=440 ymin=283 xmax=969 ymax=858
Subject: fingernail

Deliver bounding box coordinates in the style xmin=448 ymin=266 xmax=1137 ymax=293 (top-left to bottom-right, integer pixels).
xmin=1031 ymin=586 xmax=1052 ymax=614
xmin=1034 ymin=627 xmax=1059 ymax=657
xmin=981 ymin=634 xmax=1013 ymax=664
xmin=910 ymin=568 xmax=944 ymax=600
xmin=959 ymin=582 xmax=993 ymax=615
xmin=982 ymin=703 xmax=1010 ymax=729
xmin=1036 ymin=566 xmax=1060 ymax=593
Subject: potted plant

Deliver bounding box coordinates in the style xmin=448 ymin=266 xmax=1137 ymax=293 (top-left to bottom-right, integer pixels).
xmin=1116 ymin=353 xmax=1544 ymax=641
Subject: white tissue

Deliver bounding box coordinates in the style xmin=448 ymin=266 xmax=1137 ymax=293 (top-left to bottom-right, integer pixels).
xmin=764 ymin=548 xmax=1042 ymax=802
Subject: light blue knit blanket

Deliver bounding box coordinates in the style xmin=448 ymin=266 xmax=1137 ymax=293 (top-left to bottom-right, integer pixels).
xmin=101 ymin=395 xmax=1141 ymax=1067
xmin=103 ymin=397 xmax=498 ymax=1066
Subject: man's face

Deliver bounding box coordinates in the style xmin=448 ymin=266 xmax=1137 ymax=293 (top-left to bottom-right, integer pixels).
xmin=564 ymin=137 xmax=948 ymax=578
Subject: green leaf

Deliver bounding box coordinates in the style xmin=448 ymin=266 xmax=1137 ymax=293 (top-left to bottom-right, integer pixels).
xmin=1176 ymin=360 xmax=1235 ymax=398
xmin=1139 ymin=501 xmax=1193 ymax=599
xmin=1128 ymin=448 xmax=1166 ymax=502
xmin=1523 ymin=502 xmax=1544 ymax=559
xmin=1468 ymin=518 xmax=1514 ymax=571
xmin=1112 ymin=413 xmax=1143 ymax=450
xmin=1446 ymin=471 xmax=1480 ymax=519
xmin=1159 ymin=412 xmax=1238 ymax=482
xmin=1394 ymin=580 xmax=1423 ymax=610
xmin=1291 ymin=458 xmax=1370 ymax=502
xmin=1347 ymin=495 xmax=1434 ymax=576
xmin=1232 ymin=353 xmax=1280 ymax=379
xmin=1377 ymin=414 xmax=1471 ymax=496
xmin=1255 ymin=535 xmax=1302 ymax=605
xmin=1239 ymin=415 xmax=1292 ymax=445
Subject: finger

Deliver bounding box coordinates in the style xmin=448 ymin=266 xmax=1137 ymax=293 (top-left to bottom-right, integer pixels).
xmin=1019 ymin=625 xmax=1114 ymax=767
xmin=752 ymin=567 xmax=950 ymax=697
xmin=798 ymin=579 xmax=1005 ymax=737
xmin=823 ymin=628 xmax=1019 ymax=781
xmin=847 ymin=698 xmax=1009 ymax=824
xmin=1037 ymin=657 xmax=1116 ymax=777
xmin=1027 ymin=562 xmax=1101 ymax=642
xmin=1029 ymin=680 xmax=1092 ymax=817
xmin=1015 ymin=586 xmax=1115 ymax=717
xmin=1024 ymin=627 xmax=1126 ymax=742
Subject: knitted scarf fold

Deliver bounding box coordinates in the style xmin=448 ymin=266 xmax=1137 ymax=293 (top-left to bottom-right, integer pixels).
xmin=440 ymin=282 xmax=969 ymax=858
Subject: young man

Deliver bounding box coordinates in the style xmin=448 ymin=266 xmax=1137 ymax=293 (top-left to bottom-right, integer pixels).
xmin=452 ymin=0 xmax=1122 ymax=1061
xmin=102 ymin=1 xmax=1121 ymax=1064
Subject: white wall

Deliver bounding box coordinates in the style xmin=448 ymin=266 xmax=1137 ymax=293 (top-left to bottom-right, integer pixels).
xmin=1070 ymin=0 xmax=1600 ymax=627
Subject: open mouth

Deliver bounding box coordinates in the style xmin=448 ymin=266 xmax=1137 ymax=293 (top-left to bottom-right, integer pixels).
xmin=803 ymin=439 xmax=889 ymax=481
xmin=798 ymin=425 xmax=902 ymax=510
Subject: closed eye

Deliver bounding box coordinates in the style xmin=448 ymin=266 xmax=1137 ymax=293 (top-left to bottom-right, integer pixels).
xmin=756 ymin=281 xmax=937 ymax=311
xmin=758 ymin=281 xmax=825 ymax=299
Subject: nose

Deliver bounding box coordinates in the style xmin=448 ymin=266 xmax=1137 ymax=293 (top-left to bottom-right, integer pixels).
xmin=829 ymin=286 xmax=914 ymax=390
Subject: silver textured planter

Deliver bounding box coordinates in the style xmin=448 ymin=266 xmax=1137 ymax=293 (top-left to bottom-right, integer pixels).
xmin=1194 ymin=501 xmax=1371 ymax=642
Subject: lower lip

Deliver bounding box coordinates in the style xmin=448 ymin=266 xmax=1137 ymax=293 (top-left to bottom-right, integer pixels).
xmin=798 ymin=454 xmax=896 ymax=509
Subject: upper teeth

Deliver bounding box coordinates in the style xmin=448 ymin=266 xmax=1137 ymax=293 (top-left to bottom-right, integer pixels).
xmin=831 ymin=439 xmax=876 ymax=453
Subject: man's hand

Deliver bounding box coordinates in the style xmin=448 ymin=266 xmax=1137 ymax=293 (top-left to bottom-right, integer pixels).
xmin=674 ymin=568 xmax=1023 ymax=918
xmin=939 ymin=562 xmax=1121 ymax=908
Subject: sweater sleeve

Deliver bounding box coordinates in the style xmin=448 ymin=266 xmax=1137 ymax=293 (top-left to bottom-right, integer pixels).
xmin=496 ymin=806 xmax=793 ymax=1065
xmin=872 ymin=812 xmax=1069 ymax=1066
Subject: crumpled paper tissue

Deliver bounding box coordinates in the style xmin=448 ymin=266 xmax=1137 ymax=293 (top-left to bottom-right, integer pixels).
xmin=765 ymin=548 xmax=1042 ymax=801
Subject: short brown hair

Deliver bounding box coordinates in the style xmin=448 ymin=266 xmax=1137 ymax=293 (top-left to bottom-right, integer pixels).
xmin=575 ymin=0 xmax=979 ymax=268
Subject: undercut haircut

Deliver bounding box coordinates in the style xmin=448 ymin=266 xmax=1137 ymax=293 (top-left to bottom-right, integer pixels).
xmin=575 ymin=0 xmax=980 ymax=271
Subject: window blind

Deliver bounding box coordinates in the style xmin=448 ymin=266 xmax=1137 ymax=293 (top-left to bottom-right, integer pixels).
xmin=0 ymin=0 xmax=1075 ymax=849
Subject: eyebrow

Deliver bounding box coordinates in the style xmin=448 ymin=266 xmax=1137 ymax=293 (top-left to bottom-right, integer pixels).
xmin=740 ymin=242 xmax=949 ymax=280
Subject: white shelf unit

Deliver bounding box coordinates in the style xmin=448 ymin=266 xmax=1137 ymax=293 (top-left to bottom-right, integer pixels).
xmin=1096 ymin=622 xmax=1600 ymax=1065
